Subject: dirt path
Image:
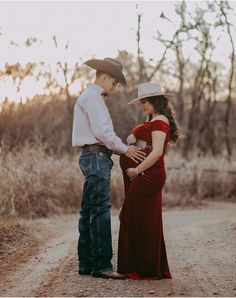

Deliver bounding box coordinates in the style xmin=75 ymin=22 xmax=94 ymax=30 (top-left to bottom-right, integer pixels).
xmin=0 ymin=201 xmax=236 ymax=297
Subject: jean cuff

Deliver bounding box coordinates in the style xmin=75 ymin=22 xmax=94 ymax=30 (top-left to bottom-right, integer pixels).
xmin=98 ymin=267 xmax=113 ymax=273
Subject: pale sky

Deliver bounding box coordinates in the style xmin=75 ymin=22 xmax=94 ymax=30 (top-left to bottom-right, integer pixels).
xmin=0 ymin=1 xmax=236 ymax=101
xmin=1 ymin=1 xmax=235 ymax=64
xmin=0 ymin=1 xmax=178 ymax=64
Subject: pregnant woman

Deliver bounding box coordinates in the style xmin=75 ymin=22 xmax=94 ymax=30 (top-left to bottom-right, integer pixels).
xmin=118 ymin=82 xmax=180 ymax=280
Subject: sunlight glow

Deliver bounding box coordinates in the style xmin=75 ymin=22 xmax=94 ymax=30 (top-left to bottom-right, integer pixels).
xmin=0 ymin=1 xmax=235 ymax=102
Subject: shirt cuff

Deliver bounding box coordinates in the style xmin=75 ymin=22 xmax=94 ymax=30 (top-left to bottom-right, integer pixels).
xmin=119 ymin=144 xmax=128 ymax=154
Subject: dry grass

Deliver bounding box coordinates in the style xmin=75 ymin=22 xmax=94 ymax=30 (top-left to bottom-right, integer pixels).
xmin=0 ymin=144 xmax=82 ymax=218
xmin=165 ymin=151 xmax=236 ymax=201
xmin=0 ymin=145 xmax=235 ymax=219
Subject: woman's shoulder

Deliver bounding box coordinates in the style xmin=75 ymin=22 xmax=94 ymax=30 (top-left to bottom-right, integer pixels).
xmin=151 ymin=115 xmax=170 ymax=126
xmin=149 ymin=115 xmax=170 ymax=134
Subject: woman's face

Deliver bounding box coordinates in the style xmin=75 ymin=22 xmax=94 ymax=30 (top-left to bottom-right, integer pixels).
xmin=139 ymin=98 xmax=155 ymax=115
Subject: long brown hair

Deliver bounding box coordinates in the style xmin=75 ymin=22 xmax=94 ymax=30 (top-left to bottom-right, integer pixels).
xmin=147 ymin=95 xmax=180 ymax=143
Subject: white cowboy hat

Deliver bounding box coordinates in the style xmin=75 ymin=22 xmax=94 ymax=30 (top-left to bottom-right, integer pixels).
xmin=128 ymin=82 xmax=174 ymax=104
xmin=84 ymin=57 xmax=127 ymax=87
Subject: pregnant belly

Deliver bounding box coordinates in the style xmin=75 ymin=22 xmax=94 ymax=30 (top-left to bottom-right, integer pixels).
xmin=119 ymin=154 xmax=138 ymax=172
xmin=119 ymin=148 xmax=150 ymax=172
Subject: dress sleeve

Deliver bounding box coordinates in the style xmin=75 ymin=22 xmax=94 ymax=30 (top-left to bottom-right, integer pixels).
xmin=131 ymin=125 xmax=140 ymax=138
xmin=150 ymin=120 xmax=170 ymax=134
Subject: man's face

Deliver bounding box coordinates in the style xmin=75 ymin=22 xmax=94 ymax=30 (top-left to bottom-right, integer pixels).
xmin=102 ymin=74 xmax=119 ymax=95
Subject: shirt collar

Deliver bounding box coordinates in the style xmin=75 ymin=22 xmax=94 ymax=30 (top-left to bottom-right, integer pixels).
xmin=87 ymin=83 xmax=105 ymax=96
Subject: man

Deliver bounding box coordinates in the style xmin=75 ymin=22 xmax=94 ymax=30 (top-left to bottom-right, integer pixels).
xmin=72 ymin=57 xmax=145 ymax=279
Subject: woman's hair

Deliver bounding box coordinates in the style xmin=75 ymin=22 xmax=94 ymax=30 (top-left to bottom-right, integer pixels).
xmin=147 ymin=95 xmax=180 ymax=143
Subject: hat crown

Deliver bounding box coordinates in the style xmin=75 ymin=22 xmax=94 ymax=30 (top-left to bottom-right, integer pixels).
xmin=138 ymin=82 xmax=162 ymax=98
xmin=84 ymin=57 xmax=127 ymax=86
xmin=104 ymin=58 xmax=123 ymax=72
xmin=128 ymin=82 xmax=174 ymax=104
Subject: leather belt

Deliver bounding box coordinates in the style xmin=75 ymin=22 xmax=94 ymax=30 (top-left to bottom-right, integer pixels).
xmin=81 ymin=144 xmax=113 ymax=157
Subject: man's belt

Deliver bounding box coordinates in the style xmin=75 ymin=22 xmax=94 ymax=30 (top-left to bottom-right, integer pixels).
xmin=81 ymin=144 xmax=113 ymax=157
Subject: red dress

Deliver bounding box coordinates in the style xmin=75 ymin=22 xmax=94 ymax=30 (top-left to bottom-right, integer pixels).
xmin=117 ymin=120 xmax=172 ymax=280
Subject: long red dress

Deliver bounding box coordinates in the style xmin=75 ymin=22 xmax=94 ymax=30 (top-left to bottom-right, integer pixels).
xmin=117 ymin=119 xmax=172 ymax=280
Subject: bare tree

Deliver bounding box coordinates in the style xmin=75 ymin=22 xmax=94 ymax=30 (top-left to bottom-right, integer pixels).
xmin=219 ymin=1 xmax=235 ymax=158
xmin=154 ymin=1 xmax=235 ymax=157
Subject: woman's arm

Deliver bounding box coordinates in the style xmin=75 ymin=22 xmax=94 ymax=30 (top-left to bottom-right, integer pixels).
xmin=126 ymin=131 xmax=167 ymax=179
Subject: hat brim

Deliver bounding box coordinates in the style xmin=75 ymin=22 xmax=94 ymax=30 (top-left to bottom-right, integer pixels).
xmin=128 ymin=93 xmax=175 ymax=104
xmin=84 ymin=59 xmax=127 ymax=87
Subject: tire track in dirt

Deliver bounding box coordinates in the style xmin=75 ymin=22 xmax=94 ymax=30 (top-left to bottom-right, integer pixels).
xmin=0 ymin=216 xmax=77 ymax=297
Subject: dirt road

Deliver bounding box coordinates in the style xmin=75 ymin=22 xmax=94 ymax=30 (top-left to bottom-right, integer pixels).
xmin=0 ymin=201 xmax=236 ymax=297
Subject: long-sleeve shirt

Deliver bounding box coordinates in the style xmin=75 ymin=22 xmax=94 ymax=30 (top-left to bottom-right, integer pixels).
xmin=72 ymin=83 xmax=128 ymax=154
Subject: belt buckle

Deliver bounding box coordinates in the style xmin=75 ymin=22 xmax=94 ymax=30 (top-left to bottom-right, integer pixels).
xmin=103 ymin=149 xmax=112 ymax=157
xmin=98 ymin=151 xmax=106 ymax=157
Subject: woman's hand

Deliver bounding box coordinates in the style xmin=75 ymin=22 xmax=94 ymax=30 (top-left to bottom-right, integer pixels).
xmin=126 ymin=133 xmax=137 ymax=145
xmin=126 ymin=167 xmax=139 ymax=181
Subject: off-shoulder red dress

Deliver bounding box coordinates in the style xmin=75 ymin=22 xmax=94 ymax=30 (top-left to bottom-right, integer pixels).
xmin=117 ymin=120 xmax=172 ymax=280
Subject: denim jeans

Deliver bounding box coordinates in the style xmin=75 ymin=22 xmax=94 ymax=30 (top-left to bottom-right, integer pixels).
xmin=78 ymin=151 xmax=114 ymax=273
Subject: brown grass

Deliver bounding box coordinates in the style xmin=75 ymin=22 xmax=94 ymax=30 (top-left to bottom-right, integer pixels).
xmin=165 ymin=151 xmax=236 ymax=201
xmin=0 ymin=145 xmax=235 ymax=219
xmin=0 ymin=144 xmax=82 ymax=218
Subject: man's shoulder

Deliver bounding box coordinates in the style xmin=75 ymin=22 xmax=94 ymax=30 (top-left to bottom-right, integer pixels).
xmin=80 ymin=87 xmax=101 ymax=100
xmin=76 ymin=87 xmax=102 ymax=108
xmin=77 ymin=87 xmax=89 ymax=100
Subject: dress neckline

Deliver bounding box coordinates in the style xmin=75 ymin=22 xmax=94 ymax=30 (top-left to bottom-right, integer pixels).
xmin=147 ymin=119 xmax=170 ymax=126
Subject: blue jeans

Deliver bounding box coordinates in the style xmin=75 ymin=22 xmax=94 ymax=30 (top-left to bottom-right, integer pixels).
xmin=78 ymin=151 xmax=114 ymax=273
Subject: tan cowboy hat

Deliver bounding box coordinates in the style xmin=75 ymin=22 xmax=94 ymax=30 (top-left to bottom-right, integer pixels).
xmin=128 ymin=82 xmax=174 ymax=104
xmin=84 ymin=57 xmax=127 ymax=87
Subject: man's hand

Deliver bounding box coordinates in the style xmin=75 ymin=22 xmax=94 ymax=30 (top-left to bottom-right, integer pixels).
xmin=125 ymin=145 xmax=146 ymax=163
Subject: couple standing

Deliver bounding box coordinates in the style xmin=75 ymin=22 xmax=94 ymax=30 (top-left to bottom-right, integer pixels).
xmin=72 ymin=57 xmax=179 ymax=280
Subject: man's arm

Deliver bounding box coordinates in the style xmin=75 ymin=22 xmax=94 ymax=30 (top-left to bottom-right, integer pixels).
xmin=84 ymin=96 xmax=146 ymax=162
xmin=85 ymin=97 xmax=128 ymax=154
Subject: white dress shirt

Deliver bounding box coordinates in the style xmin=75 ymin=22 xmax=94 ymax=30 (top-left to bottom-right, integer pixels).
xmin=72 ymin=83 xmax=128 ymax=154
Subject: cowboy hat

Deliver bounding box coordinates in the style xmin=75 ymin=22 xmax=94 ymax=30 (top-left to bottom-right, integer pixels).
xmin=84 ymin=58 xmax=127 ymax=87
xmin=128 ymin=82 xmax=174 ymax=104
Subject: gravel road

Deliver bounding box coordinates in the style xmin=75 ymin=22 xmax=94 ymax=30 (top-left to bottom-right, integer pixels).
xmin=0 ymin=201 xmax=236 ymax=297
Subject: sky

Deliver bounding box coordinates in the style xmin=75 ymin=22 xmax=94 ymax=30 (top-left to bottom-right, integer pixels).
xmin=0 ymin=1 xmax=179 ymax=64
xmin=0 ymin=0 xmax=236 ymax=102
